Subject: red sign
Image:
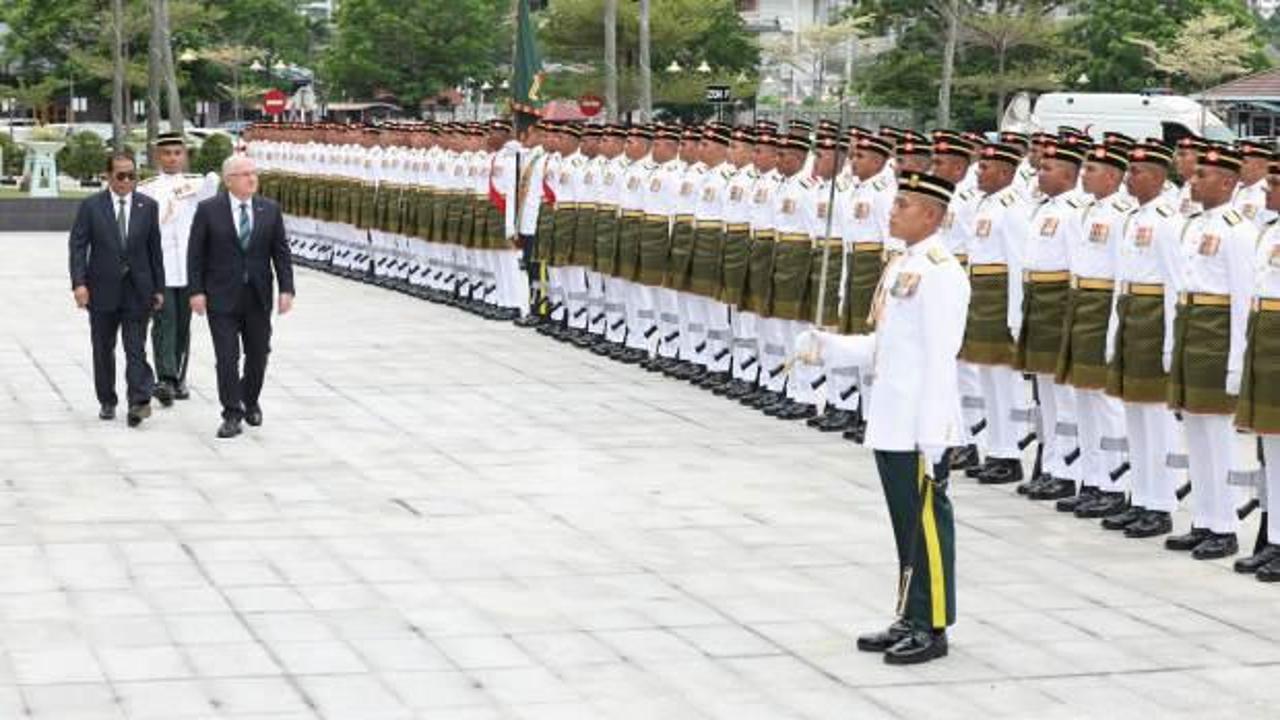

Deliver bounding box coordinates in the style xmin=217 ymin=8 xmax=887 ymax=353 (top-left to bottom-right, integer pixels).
xmin=262 ymin=89 xmax=288 ymax=116
xmin=578 ymin=94 xmax=603 ymax=117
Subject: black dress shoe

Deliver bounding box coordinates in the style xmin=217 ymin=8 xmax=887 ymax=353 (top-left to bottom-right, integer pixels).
xmin=99 ymin=404 xmax=116 ymax=421
xmin=1125 ymin=510 xmax=1173 ymax=538
xmin=1101 ymin=506 xmax=1145 ymax=531
xmin=883 ymin=629 xmax=948 ymax=665
xmin=154 ymin=381 xmax=175 ymax=408
xmin=1074 ymin=491 xmax=1127 ymax=519
xmin=126 ymin=403 xmax=151 ymax=428
xmin=762 ymin=398 xmax=793 ymax=417
xmin=816 ymin=409 xmax=854 ymax=432
xmin=245 ymin=407 xmax=263 ymax=427
xmin=970 ymin=458 xmax=998 ymax=480
xmin=514 ymin=314 xmax=542 ymax=328
xmin=949 ymin=444 xmax=980 ymax=471
xmin=173 ymin=381 xmax=190 ymax=400
xmin=842 ymin=422 xmax=866 ymax=444
xmin=977 ymin=458 xmax=1024 ymax=485
xmin=1054 ymin=486 xmax=1099 ymax=513
xmin=1191 ymin=533 xmax=1238 ymax=560
xmin=1233 ymin=544 xmax=1280 ymax=574
xmin=1028 ymin=477 xmax=1076 ymax=500
xmin=217 ymin=418 xmax=243 ymax=439
xmin=856 ymin=620 xmax=912 ymax=653
xmin=777 ymin=403 xmax=817 ymax=421
xmin=806 ymin=409 xmax=832 ymax=428
xmin=1256 ymin=556 xmax=1280 ymax=582
xmin=1016 ymin=473 xmax=1049 ymax=495
xmin=1165 ymin=526 xmax=1213 ymax=551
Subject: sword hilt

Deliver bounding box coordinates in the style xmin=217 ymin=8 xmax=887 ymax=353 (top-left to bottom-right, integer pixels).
xmin=1238 ymin=498 xmax=1261 ymax=520
xmin=810 ymin=375 xmax=826 ymax=391
xmin=1176 ymin=481 xmax=1192 ymax=501
xmin=1108 ymin=461 xmax=1131 ymax=482
xmin=1017 ymin=432 xmax=1038 ymax=451
xmin=970 ymin=419 xmax=988 ymax=436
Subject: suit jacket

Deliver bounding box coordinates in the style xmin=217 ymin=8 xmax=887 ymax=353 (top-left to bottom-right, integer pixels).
xmin=187 ymin=192 xmax=296 ymax=314
xmin=68 ymin=190 xmax=165 ymax=315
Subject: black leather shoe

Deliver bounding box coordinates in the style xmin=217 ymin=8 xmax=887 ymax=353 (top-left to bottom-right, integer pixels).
xmin=1125 ymin=511 xmax=1173 ymax=538
xmin=777 ymin=403 xmax=817 ymax=421
xmin=977 ymin=458 xmax=1024 ymax=485
xmin=514 ymin=314 xmax=542 ymax=328
xmin=856 ymin=620 xmax=912 ymax=653
xmin=1017 ymin=473 xmax=1052 ymax=496
xmin=126 ymin=403 xmax=151 ymax=428
xmin=1256 ymin=556 xmax=1280 ymax=582
xmin=883 ymin=629 xmax=948 ymax=665
xmin=806 ymin=409 xmax=833 ymax=428
xmin=842 ymin=422 xmax=866 ymax=444
xmin=1165 ymin=526 xmax=1213 ymax=551
xmin=154 ymin=381 xmax=174 ymax=408
xmin=949 ymin=444 xmax=980 ymax=471
xmin=245 ymin=407 xmax=263 ymax=427
xmin=217 ymin=418 xmax=243 ymax=439
xmin=1054 ymin=486 xmax=1099 ymax=513
xmin=1028 ymin=478 xmax=1076 ymax=501
xmin=969 ymin=458 xmax=998 ymax=480
xmin=816 ymin=409 xmax=854 ymax=432
xmin=99 ymin=404 xmax=116 ymax=421
xmin=762 ymin=398 xmax=794 ymax=417
xmin=1101 ymin=506 xmax=1145 ymax=531
xmin=173 ymin=381 xmax=190 ymax=400
xmin=1191 ymin=533 xmax=1238 ymax=560
xmin=1233 ymin=544 xmax=1280 ymax=574
xmin=1074 ymin=491 xmax=1127 ymax=519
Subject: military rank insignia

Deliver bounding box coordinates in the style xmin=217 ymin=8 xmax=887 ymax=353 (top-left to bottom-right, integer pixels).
xmin=890 ymin=272 xmax=921 ymax=298
xmin=1039 ymin=217 xmax=1059 ymax=237
xmin=1135 ymin=226 xmax=1154 ymax=248
xmin=975 ymin=218 xmax=992 ymax=238
xmin=1198 ymin=234 xmax=1221 ymax=256
xmin=1089 ymin=222 xmax=1109 ymax=244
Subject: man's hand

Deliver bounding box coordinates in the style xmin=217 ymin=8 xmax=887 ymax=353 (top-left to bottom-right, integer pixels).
xmin=277 ymin=292 xmax=294 ymax=315
xmin=152 ymin=293 xmax=164 ymax=311
xmin=72 ymin=285 xmax=90 ymax=310
xmin=190 ymin=293 xmax=207 ymax=316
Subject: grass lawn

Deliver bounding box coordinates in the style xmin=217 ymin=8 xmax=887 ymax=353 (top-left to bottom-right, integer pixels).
xmin=0 ymin=186 xmax=95 ymax=200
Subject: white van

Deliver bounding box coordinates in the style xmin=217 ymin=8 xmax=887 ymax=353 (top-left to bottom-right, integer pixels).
xmin=1002 ymin=92 xmax=1235 ymax=144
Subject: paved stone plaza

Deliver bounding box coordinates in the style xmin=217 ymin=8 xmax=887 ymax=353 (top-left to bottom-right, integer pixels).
xmin=2 ymin=231 xmax=1278 ymax=719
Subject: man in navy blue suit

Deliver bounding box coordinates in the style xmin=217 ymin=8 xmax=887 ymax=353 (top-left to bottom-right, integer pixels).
xmin=68 ymin=151 xmax=165 ymax=427
xmin=188 ymin=154 xmax=296 ymax=439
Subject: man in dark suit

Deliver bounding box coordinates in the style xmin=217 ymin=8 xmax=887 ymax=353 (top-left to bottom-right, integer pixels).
xmin=68 ymin=151 xmax=165 ymax=427
xmin=188 ymin=154 xmax=295 ymax=439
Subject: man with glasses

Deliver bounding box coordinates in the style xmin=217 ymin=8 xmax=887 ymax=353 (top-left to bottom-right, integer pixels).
xmin=188 ymin=155 xmax=296 ymax=439
xmin=68 ymin=151 xmax=166 ymax=427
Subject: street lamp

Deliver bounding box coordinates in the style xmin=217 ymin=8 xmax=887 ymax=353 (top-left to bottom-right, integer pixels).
xmin=250 ymin=59 xmax=264 ymax=73
xmin=179 ymin=48 xmax=199 ymax=64
xmin=666 ymin=60 xmax=682 ymax=74
xmin=696 ymin=61 xmax=712 ymax=74
xmin=1076 ymin=73 xmax=1089 ymax=88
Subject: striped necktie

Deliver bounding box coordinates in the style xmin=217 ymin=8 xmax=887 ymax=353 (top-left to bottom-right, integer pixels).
xmin=117 ymin=198 xmax=128 ymax=250
xmin=238 ymin=202 xmax=251 ymax=251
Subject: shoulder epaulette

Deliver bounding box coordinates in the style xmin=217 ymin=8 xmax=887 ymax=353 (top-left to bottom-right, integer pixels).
xmin=927 ymin=246 xmax=950 ymax=265
xmin=1188 ymin=211 xmax=1203 ymax=220
xmin=1224 ymin=210 xmax=1243 ymax=226
xmin=958 ymin=188 xmax=976 ymax=202
xmin=1111 ymin=198 xmax=1134 ymax=213
xmin=1066 ymin=197 xmax=1084 ymax=209
xmin=871 ymin=178 xmax=888 ymax=192
xmin=1000 ymin=193 xmax=1017 ymax=207
xmin=799 ymin=178 xmax=814 ymax=189
xmin=1154 ymin=204 xmax=1173 ymax=218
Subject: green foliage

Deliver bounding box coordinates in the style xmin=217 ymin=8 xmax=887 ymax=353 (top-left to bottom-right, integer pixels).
xmin=322 ymin=0 xmax=508 ymax=107
xmin=0 ymin=135 xmax=27 ymax=177
xmin=56 ymin=131 xmax=108 ymax=181
xmin=192 ymin=133 xmax=231 ymax=175
xmin=538 ymin=0 xmax=759 ymax=110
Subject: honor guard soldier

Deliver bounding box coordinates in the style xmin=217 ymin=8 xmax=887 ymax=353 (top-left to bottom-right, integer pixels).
xmin=1017 ymin=137 xmax=1086 ymax=502
xmin=805 ymin=171 xmax=969 ymax=665
xmin=137 ymin=131 xmax=218 ymax=405
xmin=513 ymin=123 xmax=551 ymax=325
xmin=1055 ymin=142 xmax=1133 ymax=518
xmin=635 ymin=126 xmax=683 ymax=366
xmin=1175 ymin=136 xmax=1205 ymax=217
xmin=708 ymin=126 xmax=759 ymax=392
xmin=733 ymin=127 xmax=784 ymax=403
xmin=959 ymin=142 xmax=1032 ymax=485
xmin=1165 ymin=143 xmax=1255 ymax=560
xmin=657 ymin=127 xmax=706 ymax=377
xmin=586 ymin=125 xmax=628 ymax=348
xmin=1103 ymin=139 xmax=1186 ymax=539
xmin=612 ymin=126 xmax=656 ymax=360
xmin=1233 ymin=140 xmax=1276 ymax=227
xmin=490 ymin=118 xmax=525 ymax=321
xmin=1234 ymin=159 xmax=1280 ymax=580
xmin=686 ymin=125 xmax=736 ymax=383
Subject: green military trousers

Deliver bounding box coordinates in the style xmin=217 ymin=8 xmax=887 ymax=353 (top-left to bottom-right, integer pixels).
xmin=872 ymin=450 xmax=957 ymax=631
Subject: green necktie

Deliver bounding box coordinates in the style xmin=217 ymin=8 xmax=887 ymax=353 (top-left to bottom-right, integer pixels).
xmin=238 ymin=202 xmax=251 ymax=251
xmin=117 ymin=198 xmax=128 ymax=250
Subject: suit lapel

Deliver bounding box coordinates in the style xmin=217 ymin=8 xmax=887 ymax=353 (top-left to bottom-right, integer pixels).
xmin=129 ymin=196 xmax=146 ymax=248
xmin=99 ymin=192 xmax=121 ymax=248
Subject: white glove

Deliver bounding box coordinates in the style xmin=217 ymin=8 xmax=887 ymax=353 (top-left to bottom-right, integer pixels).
xmin=1226 ymin=369 xmax=1241 ymax=396
xmin=794 ymin=330 xmax=823 ymax=366
xmin=1162 ymin=351 xmax=1172 ymax=374
xmin=921 ymin=444 xmax=947 ymax=467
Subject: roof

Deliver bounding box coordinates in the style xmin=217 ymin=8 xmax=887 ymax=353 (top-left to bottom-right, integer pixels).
xmin=324 ymin=102 xmax=401 ymax=112
xmin=540 ymin=100 xmax=591 ymax=121
xmin=1196 ymin=68 xmax=1280 ymax=101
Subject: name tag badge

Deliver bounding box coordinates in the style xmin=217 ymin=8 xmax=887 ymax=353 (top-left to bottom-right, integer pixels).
xmin=1039 ymin=217 xmax=1059 ymax=237
xmin=1270 ymin=244 xmax=1280 ymax=268
xmin=1135 ymin=226 xmax=1154 ymax=248
xmin=701 ymin=186 xmax=716 ymax=202
xmin=1198 ymin=234 xmax=1221 ymax=256
xmin=753 ymin=188 xmax=768 ymax=204
xmin=560 ymin=172 xmax=570 ymax=184
xmin=628 ymin=177 xmax=641 ymax=191
xmin=890 ymin=272 xmax=921 ymax=298
xmin=680 ymin=182 xmax=693 ymax=197
xmin=854 ymin=202 xmax=870 ymax=220
xmin=817 ymin=201 xmax=829 ymax=219
xmin=975 ymin=218 xmax=992 ymax=238
xmin=649 ymin=178 xmax=662 ymax=193
xmin=730 ymin=186 xmax=744 ymax=202
xmin=1089 ymin=222 xmax=1109 ymax=244
xmin=604 ymin=173 xmax=615 ymax=186
xmin=782 ymin=199 xmax=796 ymax=216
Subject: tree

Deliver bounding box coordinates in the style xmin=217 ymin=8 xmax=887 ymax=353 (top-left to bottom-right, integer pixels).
xmin=58 ymin=131 xmax=108 ymax=181
xmin=112 ymin=0 xmax=126 ymax=148
xmin=762 ymin=17 xmax=870 ymax=100
xmin=1130 ymin=10 xmax=1258 ymax=90
xmin=323 ymin=0 xmax=508 ymax=107
xmin=958 ymin=3 xmax=1076 ymax=125
xmin=936 ymin=0 xmax=965 ymax=128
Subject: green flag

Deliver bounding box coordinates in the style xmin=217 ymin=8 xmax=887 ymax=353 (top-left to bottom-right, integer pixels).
xmin=510 ymin=0 xmax=545 ymax=121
